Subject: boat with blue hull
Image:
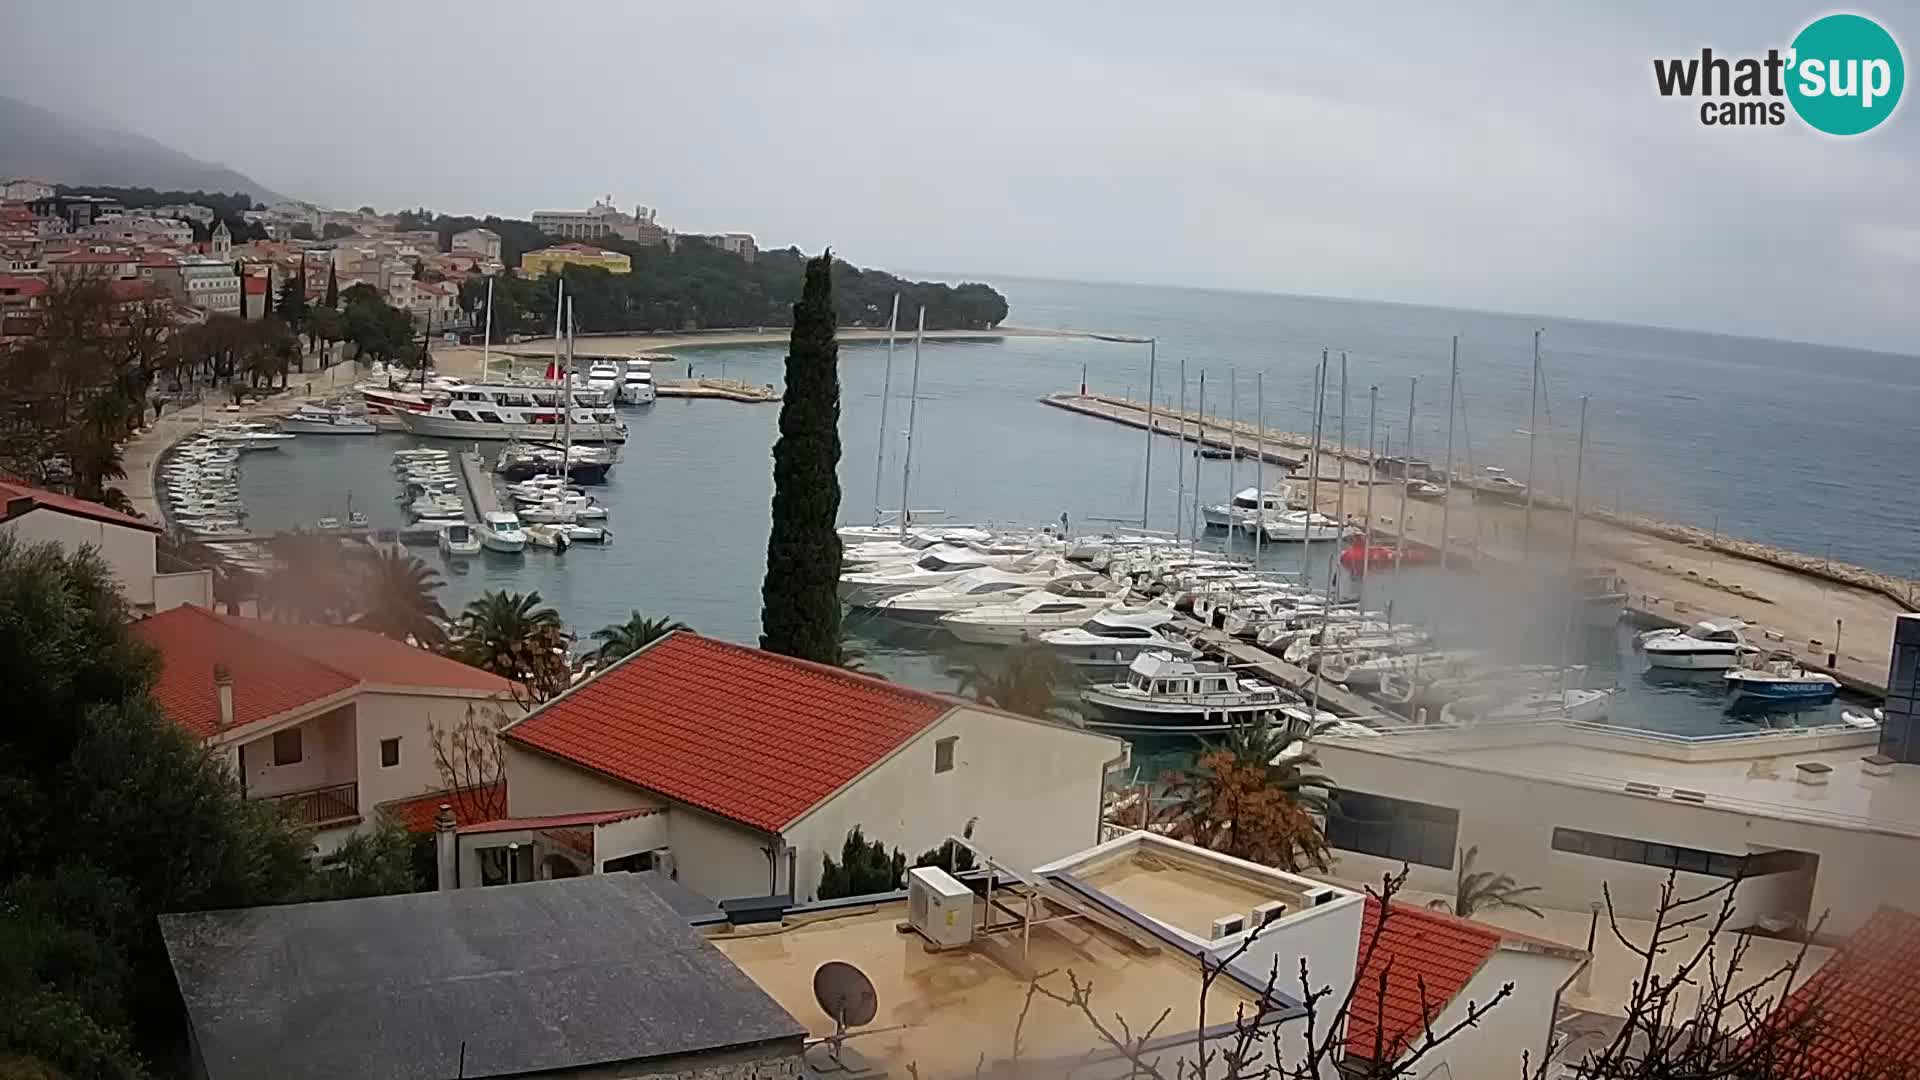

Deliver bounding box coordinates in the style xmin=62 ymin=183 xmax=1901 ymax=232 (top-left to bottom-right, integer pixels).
xmin=1724 ymin=660 xmax=1840 ymax=706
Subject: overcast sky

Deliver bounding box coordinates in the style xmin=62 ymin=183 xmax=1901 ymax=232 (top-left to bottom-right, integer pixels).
xmin=4 ymin=2 xmax=1915 ymax=352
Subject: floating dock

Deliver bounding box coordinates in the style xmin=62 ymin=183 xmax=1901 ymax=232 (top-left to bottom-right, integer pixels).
xmin=1186 ymin=624 xmax=1383 ymax=719
xmin=457 ymin=450 xmax=501 ymax=523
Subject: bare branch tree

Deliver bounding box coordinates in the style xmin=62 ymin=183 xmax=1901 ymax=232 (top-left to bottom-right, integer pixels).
xmin=427 ymin=698 xmax=512 ymax=823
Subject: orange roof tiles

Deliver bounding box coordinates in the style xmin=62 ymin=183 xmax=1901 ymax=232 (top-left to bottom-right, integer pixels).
xmin=133 ymin=607 xmax=510 ymax=740
xmin=456 ymin=808 xmax=657 ymax=835
xmin=1346 ymin=898 xmax=1502 ymax=1063
xmin=0 ymin=475 xmax=156 ymax=531
xmin=378 ymin=783 xmax=507 ymax=833
xmin=1758 ymin=906 xmax=1920 ymax=1080
xmin=504 ymin=631 xmax=954 ymax=832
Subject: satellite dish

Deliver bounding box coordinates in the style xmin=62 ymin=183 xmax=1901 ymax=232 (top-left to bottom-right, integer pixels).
xmin=813 ymin=961 xmax=879 ymax=1029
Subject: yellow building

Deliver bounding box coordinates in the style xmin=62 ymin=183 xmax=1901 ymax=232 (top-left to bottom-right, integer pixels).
xmin=519 ymin=243 xmax=632 ymax=276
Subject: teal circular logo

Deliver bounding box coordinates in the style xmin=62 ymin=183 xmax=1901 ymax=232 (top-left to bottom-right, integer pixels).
xmin=1787 ymin=14 xmax=1904 ymax=135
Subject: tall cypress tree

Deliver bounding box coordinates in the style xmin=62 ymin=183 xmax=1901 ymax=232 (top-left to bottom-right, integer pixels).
xmin=759 ymin=251 xmax=844 ymax=664
xmin=324 ymin=263 xmax=339 ymax=309
xmin=234 ymin=260 xmax=247 ymax=321
xmin=263 ymin=267 xmax=275 ymax=316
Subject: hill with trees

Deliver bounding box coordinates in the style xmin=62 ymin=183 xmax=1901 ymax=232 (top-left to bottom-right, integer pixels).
xmin=0 ymin=94 xmax=283 ymax=202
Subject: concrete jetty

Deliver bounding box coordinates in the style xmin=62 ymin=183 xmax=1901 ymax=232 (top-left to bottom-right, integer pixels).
xmin=1041 ymin=393 xmax=1305 ymax=470
xmin=457 ymin=450 xmax=501 ymax=523
xmin=656 ymin=378 xmax=780 ymax=403
xmin=1186 ymin=624 xmax=1383 ymax=719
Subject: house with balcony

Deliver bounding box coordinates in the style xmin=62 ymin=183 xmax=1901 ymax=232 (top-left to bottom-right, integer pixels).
xmin=446 ymin=630 xmax=1129 ymax=899
xmin=132 ymin=606 xmax=515 ymax=854
xmin=2 ymin=478 xmax=209 ymax=610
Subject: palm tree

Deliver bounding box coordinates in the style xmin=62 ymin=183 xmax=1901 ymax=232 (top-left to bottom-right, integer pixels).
xmin=1160 ymin=717 xmax=1334 ymax=871
xmin=448 ymin=590 xmax=571 ymax=703
xmin=260 ymin=529 xmax=352 ymax=623
xmin=1434 ymin=846 xmax=1544 ymax=919
xmin=589 ymin=610 xmax=688 ymax=665
xmin=955 ymin=644 xmax=1078 ymax=721
xmin=353 ymin=549 xmax=449 ymax=647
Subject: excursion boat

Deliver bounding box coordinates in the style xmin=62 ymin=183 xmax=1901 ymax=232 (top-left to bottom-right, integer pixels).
xmin=1079 ymin=651 xmax=1295 ymax=732
xmin=392 ymin=383 xmax=627 ymax=443
xmin=1724 ymin=660 xmax=1841 ymax=706
xmin=475 ymin=510 xmax=528 ymax=553
xmin=1638 ymin=619 xmax=1754 ymax=670
xmin=939 ymin=583 xmax=1120 ymax=645
xmin=1040 ymin=607 xmax=1197 ymax=667
xmin=619 ymin=359 xmax=658 ymax=405
xmin=279 ymin=403 xmax=377 ymax=435
xmin=437 ymin=522 xmax=481 ymax=559
xmin=1201 ymin=487 xmax=1291 ymax=531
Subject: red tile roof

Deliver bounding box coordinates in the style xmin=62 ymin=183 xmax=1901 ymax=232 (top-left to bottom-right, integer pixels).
xmin=0 ymin=476 xmax=156 ymax=531
xmin=1346 ymin=898 xmax=1502 ymax=1062
xmin=456 ymin=807 xmax=657 ymax=835
xmin=1757 ymin=907 xmax=1920 ymax=1080
xmin=504 ymin=632 xmax=954 ymax=832
xmin=378 ymin=783 xmax=507 ymax=833
xmin=0 ymin=275 xmax=48 ymax=298
xmin=133 ymin=606 xmax=511 ymax=739
xmin=243 ymin=275 xmax=267 ymax=295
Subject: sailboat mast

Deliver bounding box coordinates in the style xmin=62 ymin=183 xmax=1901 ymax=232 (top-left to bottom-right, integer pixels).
xmin=561 ymin=298 xmax=573 ymax=460
xmin=1394 ymin=377 xmax=1416 ymax=575
xmin=1559 ymin=395 xmax=1591 ymax=713
xmin=1524 ymin=328 xmax=1540 ymax=561
xmin=1226 ymin=369 xmax=1237 ymax=560
xmin=1254 ymin=372 xmax=1265 ymax=559
xmin=1191 ymin=371 xmax=1205 ymax=553
xmin=480 ymin=277 xmax=494 ymax=379
xmin=1439 ymin=336 xmax=1458 ymax=572
xmin=873 ymin=294 xmax=900 ymax=526
xmin=1301 ymin=353 xmax=1326 ymax=588
xmin=1175 ymin=355 xmax=1188 ymax=544
xmin=1331 ymin=352 xmax=1348 ymax=588
xmin=551 ymin=279 xmax=565 ymax=383
xmin=1140 ymin=339 xmax=1156 ymax=530
xmin=898 ymin=306 xmax=926 ymax=541
xmin=1359 ymin=384 xmax=1378 ymax=610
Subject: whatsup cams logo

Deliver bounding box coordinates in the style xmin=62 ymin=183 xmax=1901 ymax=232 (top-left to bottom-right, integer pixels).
xmin=1653 ymin=13 xmax=1904 ymax=134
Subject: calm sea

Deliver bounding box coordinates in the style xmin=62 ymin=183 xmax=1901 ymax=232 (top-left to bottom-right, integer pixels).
xmin=229 ymin=276 xmax=1904 ymax=756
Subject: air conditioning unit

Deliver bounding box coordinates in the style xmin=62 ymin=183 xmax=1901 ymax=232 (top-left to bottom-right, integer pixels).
xmin=906 ymin=866 xmax=974 ymax=949
xmin=1303 ymin=886 xmax=1340 ymax=907
xmin=1209 ymin=913 xmax=1248 ymax=940
xmin=1250 ymin=900 xmax=1288 ymax=927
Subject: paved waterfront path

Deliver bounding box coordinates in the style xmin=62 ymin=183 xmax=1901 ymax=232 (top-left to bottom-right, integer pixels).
xmin=124 ymin=356 xmax=360 ymax=527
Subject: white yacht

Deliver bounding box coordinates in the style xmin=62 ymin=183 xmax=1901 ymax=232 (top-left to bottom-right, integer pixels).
xmin=843 ymin=528 xmax=994 ymax=569
xmin=205 ymin=422 xmax=296 ymax=451
xmin=279 ymin=404 xmax=377 ymax=435
xmin=1318 ymin=648 xmax=1484 ymax=690
xmin=1201 ymin=487 xmax=1291 ymax=531
xmin=519 ymin=496 xmax=610 ymax=523
xmin=1638 ymin=619 xmax=1753 ymax=670
xmin=619 ymin=359 xmax=657 ymax=405
xmin=586 ymin=361 xmax=621 ymax=396
xmin=939 ymin=583 xmax=1120 ymax=645
xmin=1282 ymin=625 xmax=1431 ymax=668
xmin=438 ymin=522 xmax=481 ymax=559
xmin=1440 ymin=687 xmax=1615 ymax=725
xmin=869 ymin=565 xmax=1075 ymax=620
xmin=838 ymin=542 xmax=1051 ymax=606
xmin=1079 ymin=651 xmax=1294 ymax=731
xmin=1259 ymin=510 xmax=1353 ymax=543
xmin=1041 ymin=607 xmax=1197 ymax=667
xmin=476 ymin=510 xmax=528 ymax=553
xmin=393 ymin=382 xmax=627 ymax=443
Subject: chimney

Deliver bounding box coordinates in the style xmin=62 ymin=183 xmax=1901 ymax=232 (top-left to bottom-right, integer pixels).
xmin=435 ymin=804 xmax=459 ymax=891
xmin=213 ymin=663 xmax=234 ymax=731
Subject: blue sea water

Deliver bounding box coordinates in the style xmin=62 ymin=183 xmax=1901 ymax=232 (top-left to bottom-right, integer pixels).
xmin=229 ymin=276 xmax=1907 ymax=747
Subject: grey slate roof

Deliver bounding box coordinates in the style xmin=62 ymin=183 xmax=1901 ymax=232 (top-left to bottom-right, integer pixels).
xmin=160 ymin=874 xmax=805 ymax=1080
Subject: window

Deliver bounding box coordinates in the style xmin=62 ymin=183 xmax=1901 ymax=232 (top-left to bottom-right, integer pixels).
xmin=451 ymin=409 xmax=477 ymax=422
xmin=1325 ymin=790 xmax=1458 ymax=868
xmin=380 ymin=738 xmax=400 ymax=768
xmin=603 ymin=850 xmax=656 ymax=873
xmin=272 ymin=728 xmax=303 ymax=766
xmin=935 ymin=736 xmax=958 ymax=774
xmin=478 ymin=844 xmax=534 ymax=887
xmin=1549 ymin=827 xmax=1811 ymax=879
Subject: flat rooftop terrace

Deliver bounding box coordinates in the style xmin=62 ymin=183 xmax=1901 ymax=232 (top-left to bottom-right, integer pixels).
xmin=711 ymin=903 xmax=1257 ymax=1080
xmin=1070 ymin=844 xmax=1314 ymax=941
xmin=1319 ymin=720 xmax=1911 ymax=836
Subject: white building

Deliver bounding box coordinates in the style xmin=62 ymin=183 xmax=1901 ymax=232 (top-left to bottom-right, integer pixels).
xmin=531 ymin=197 xmax=665 ymax=244
xmin=180 ymin=258 xmax=240 ymax=315
xmin=151 ymin=203 xmax=216 ymax=225
xmin=1314 ymin=712 xmax=1917 ymax=938
xmin=455 ymin=630 xmax=1130 ymax=899
xmin=712 ymin=829 xmax=1586 ymax=1080
xmin=450 ymin=227 xmax=500 ymax=260
xmin=133 ymin=606 xmax=519 ymax=855
xmin=85 ymin=213 xmax=194 ymax=247
xmin=2 ymin=478 xmax=210 ymax=611
xmin=2 ymin=178 xmax=55 ymax=201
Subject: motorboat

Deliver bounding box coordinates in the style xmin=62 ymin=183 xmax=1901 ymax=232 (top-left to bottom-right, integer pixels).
xmin=1259 ymin=510 xmax=1353 ymax=543
xmin=838 ymin=543 xmax=1053 ymax=606
xmin=1079 ymin=651 xmax=1295 ymax=731
xmin=844 ymin=528 xmax=995 ymax=569
xmin=939 ymin=582 xmax=1121 ymax=645
xmin=393 ymin=382 xmax=627 ymax=443
xmin=408 ymin=495 xmax=467 ymax=520
xmin=347 ymin=510 xmax=369 ymax=529
xmin=1202 ymin=487 xmax=1291 ymax=531
xmin=493 ymin=442 xmax=616 ymax=484
xmin=1040 ymin=607 xmax=1197 ymax=667
xmin=1282 ymin=625 xmax=1431 ymax=668
xmin=316 ymin=516 xmax=343 ymax=531
xmin=586 ymin=361 xmax=622 ymax=395
xmin=1472 ymin=472 xmax=1529 ymax=506
xmin=280 ymin=403 xmax=377 ymax=435
xmin=869 ymin=565 xmax=1075 ymax=620
xmin=556 ymin=523 xmax=612 ymax=544
xmin=1724 ymin=660 xmax=1840 ymax=706
xmin=619 ymin=359 xmax=657 ymax=405
xmin=1318 ymin=648 xmax=1483 ymax=691
xmin=475 ymin=510 xmax=527 ymax=553
xmin=204 ymin=422 xmax=296 ymax=451
xmin=1440 ymin=687 xmax=1615 ymax=725
xmin=523 ymin=523 xmax=573 ymax=551
xmin=518 ymin=497 xmax=609 ymax=523
xmin=1574 ymin=568 xmax=1630 ymax=627
xmin=1639 ymin=619 xmax=1754 ymax=670
xmin=438 ymin=522 xmax=481 ymax=558
xmin=1406 ymin=480 xmax=1446 ymax=501
xmin=1377 ymin=663 xmax=1568 ymax=709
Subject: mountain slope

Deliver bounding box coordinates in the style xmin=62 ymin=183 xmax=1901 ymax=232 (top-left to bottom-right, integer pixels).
xmin=0 ymin=95 xmax=285 ymax=203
